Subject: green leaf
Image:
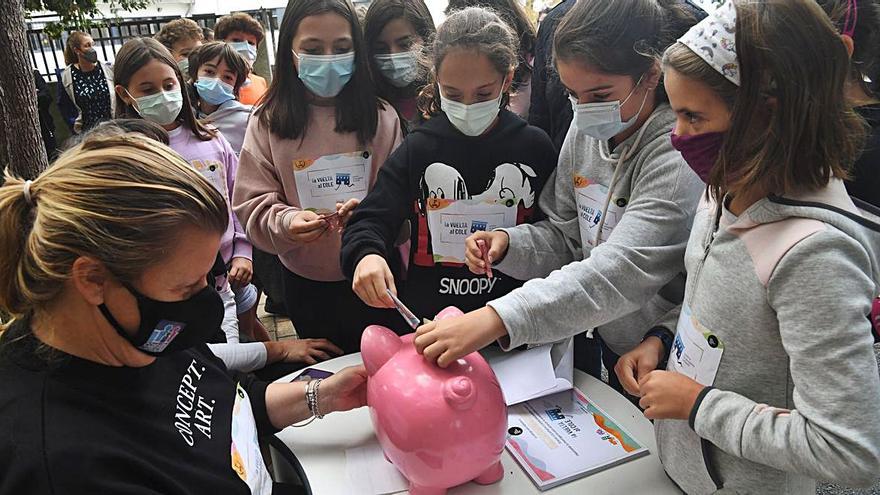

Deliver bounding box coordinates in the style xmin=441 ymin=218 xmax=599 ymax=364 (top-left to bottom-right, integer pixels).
xmin=26 ymin=0 xmax=152 ymax=39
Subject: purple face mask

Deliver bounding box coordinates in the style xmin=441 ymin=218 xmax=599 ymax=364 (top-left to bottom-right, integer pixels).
xmin=871 ymin=296 xmax=879 ymax=341
xmin=670 ymin=131 xmax=725 ymax=183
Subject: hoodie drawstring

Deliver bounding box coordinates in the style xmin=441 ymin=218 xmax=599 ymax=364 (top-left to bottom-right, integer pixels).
xmin=592 ymin=111 xmax=662 ymax=247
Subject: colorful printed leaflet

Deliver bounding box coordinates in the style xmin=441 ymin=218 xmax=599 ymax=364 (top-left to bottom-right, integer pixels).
xmin=506 ymin=388 xmax=649 ymax=491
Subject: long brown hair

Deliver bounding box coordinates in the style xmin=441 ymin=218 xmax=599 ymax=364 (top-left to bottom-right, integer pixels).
xmin=363 ymin=0 xmax=436 ymax=103
xmin=256 ymin=0 xmax=381 ymax=145
xmin=113 ymin=37 xmax=216 ymax=142
xmin=709 ymin=0 xmax=866 ymax=201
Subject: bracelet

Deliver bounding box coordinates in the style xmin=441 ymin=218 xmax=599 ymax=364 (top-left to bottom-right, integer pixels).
xmin=291 ymin=416 xmax=316 ymax=428
xmin=306 ymin=378 xmax=325 ymax=419
xmin=291 ymin=378 xmax=324 ymax=427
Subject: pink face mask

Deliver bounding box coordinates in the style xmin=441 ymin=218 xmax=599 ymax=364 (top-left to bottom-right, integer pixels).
xmin=670 ymin=131 xmax=725 ymax=183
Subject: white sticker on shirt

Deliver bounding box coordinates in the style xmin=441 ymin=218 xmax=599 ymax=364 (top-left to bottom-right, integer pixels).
xmin=191 ymin=159 xmax=229 ymax=200
xmin=293 ymin=151 xmax=371 ymax=212
xmin=426 ymin=198 xmax=518 ymax=264
xmin=669 ymin=304 xmax=724 ymax=386
xmin=574 ymin=176 xmax=626 ymax=251
xmin=230 ymin=383 xmax=273 ymax=494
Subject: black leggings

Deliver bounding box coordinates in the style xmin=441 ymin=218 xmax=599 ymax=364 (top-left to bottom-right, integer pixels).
xmin=574 ymin=333 xmax=603 ymax=378
xmin=575 ymin=333 xmax=639 ymax=403
xmin=280 ymin=268 xmax=403 ymax=354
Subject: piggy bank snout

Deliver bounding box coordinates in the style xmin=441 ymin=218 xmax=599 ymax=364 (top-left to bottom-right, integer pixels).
xmin=443 ymin=376 xmax=477 ymax=410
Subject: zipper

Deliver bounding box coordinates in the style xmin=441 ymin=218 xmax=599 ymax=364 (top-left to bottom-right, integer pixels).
xmin=687 ymin=203 xmax=723 ymax=306
xmin=689 ymin=202 xmax=726 ymax=491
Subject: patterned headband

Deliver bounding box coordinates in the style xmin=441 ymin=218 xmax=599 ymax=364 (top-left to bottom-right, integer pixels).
xmin=678 ymin=0 xmax=740 ymax=86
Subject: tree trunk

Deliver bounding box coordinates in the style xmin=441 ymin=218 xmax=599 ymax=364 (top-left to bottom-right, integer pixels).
xmin=0 ymin=0 xmax=49 ymax=180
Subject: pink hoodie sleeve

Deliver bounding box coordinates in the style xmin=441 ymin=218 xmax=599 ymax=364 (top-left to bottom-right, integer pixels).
xmin=223 ymin=137 xmax=253 ymax=261
xmin=364 ymin=102 xmax=404 ymax=184
xmin=232 ymin=119 xmax=302 ymax=257
xmin=379 ymin=106 xmax=404 ymax=165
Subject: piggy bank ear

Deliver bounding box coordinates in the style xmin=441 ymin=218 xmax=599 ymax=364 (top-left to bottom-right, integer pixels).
xmin=361 ymin=325 xmax=402 ymax=376
xmin=435 ymin=306 xmax=464 ymax=321
xmin=443 ymin=377 xmax=477 ymax=410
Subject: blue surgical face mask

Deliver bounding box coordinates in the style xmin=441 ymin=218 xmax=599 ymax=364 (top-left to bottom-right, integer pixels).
xmin=374 ymin=51 xmax=419 ymax=88
xmin=177 ymin=58 xmax=190 ymax=76
xmin=570 ymin=76 xmax=649 ymax=141
xmin=230 ymin=41 xmax=257 ymax=63
xmin=127 ymin=88 xmax=184 ymax=126
xmin=293 ymin=50 xmax=356 ymax=98
xmin=195 ymin=77 xmax=236 ymax=105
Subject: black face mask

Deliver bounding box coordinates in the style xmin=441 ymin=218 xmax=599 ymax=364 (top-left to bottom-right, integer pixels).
xmin=99 ymin=282 xmax=224 ymax=356
xmin=81 ymin=47 xmax=99 ymax=64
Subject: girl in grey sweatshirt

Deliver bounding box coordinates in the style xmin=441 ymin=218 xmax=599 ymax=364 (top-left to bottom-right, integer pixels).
xmin=618 ymin=2 xmax=880 ymax=492
xmin=413 ymin=0 xmax=704 ymax=375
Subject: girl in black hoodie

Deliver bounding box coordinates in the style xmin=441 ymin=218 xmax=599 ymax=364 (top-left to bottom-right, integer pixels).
xmin=341 ymin=6 xmax=557 ymax=321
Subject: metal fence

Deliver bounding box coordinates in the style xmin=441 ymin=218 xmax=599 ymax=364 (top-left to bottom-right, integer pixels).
xmin=27 ymin=9 xmax=281 ymax=83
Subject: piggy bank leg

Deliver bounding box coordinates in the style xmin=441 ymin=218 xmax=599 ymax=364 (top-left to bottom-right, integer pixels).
xmin=408 ymin=483 xmax=446 ymax=495
xmin=473 ymin=461 xmax=504 ymax=485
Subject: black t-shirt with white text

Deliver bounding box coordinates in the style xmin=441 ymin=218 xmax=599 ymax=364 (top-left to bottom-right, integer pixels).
xmin=0 ymin=319 xmax=282 ymax=494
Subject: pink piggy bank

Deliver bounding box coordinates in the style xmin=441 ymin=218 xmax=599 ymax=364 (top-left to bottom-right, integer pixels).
xmin=361 ymin=306 xmax=507 ymax=495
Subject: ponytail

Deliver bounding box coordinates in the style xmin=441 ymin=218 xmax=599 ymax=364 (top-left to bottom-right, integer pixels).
xmin=0 ymin=176 xmax=37 ymax=317
xmin=0 ymin=136 xmax=228 ymax=325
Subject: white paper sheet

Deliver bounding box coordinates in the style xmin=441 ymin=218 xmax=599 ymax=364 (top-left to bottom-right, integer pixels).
xmin=482 ymin=339 xmax=574 ymax=406
xmin=345 ymin=442 xmax=409 ymax=495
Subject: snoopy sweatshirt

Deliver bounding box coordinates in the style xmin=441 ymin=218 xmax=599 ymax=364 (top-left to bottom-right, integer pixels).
xmin=341 ymin=110 xmax=557 ymax=318
xmin=657 ymin=180 xmax=880 ymax=493
xmin=487 ymin=105 xmax=704 ymax=355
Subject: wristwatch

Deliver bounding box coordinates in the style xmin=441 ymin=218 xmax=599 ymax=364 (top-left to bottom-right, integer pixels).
xmin=642 ymin=326 xmax=674 ymax=368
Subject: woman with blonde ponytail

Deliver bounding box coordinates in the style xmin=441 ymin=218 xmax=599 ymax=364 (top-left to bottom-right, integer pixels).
xmin=0 ymin=136 xmax=368 ymax=493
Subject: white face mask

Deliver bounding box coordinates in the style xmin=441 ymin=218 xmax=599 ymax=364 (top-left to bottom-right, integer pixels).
xmin=570 ymin=76 xmax=649 ymax=141
xmin=374 ymin=51 xmax=419 ymax=88
xmin=128 ymin=88 xmax=184 ymax=126
xmin=230 ymin=41 xmax=257 ymax=63
xmin=440 ymin=89 xmax=503 ymax=137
